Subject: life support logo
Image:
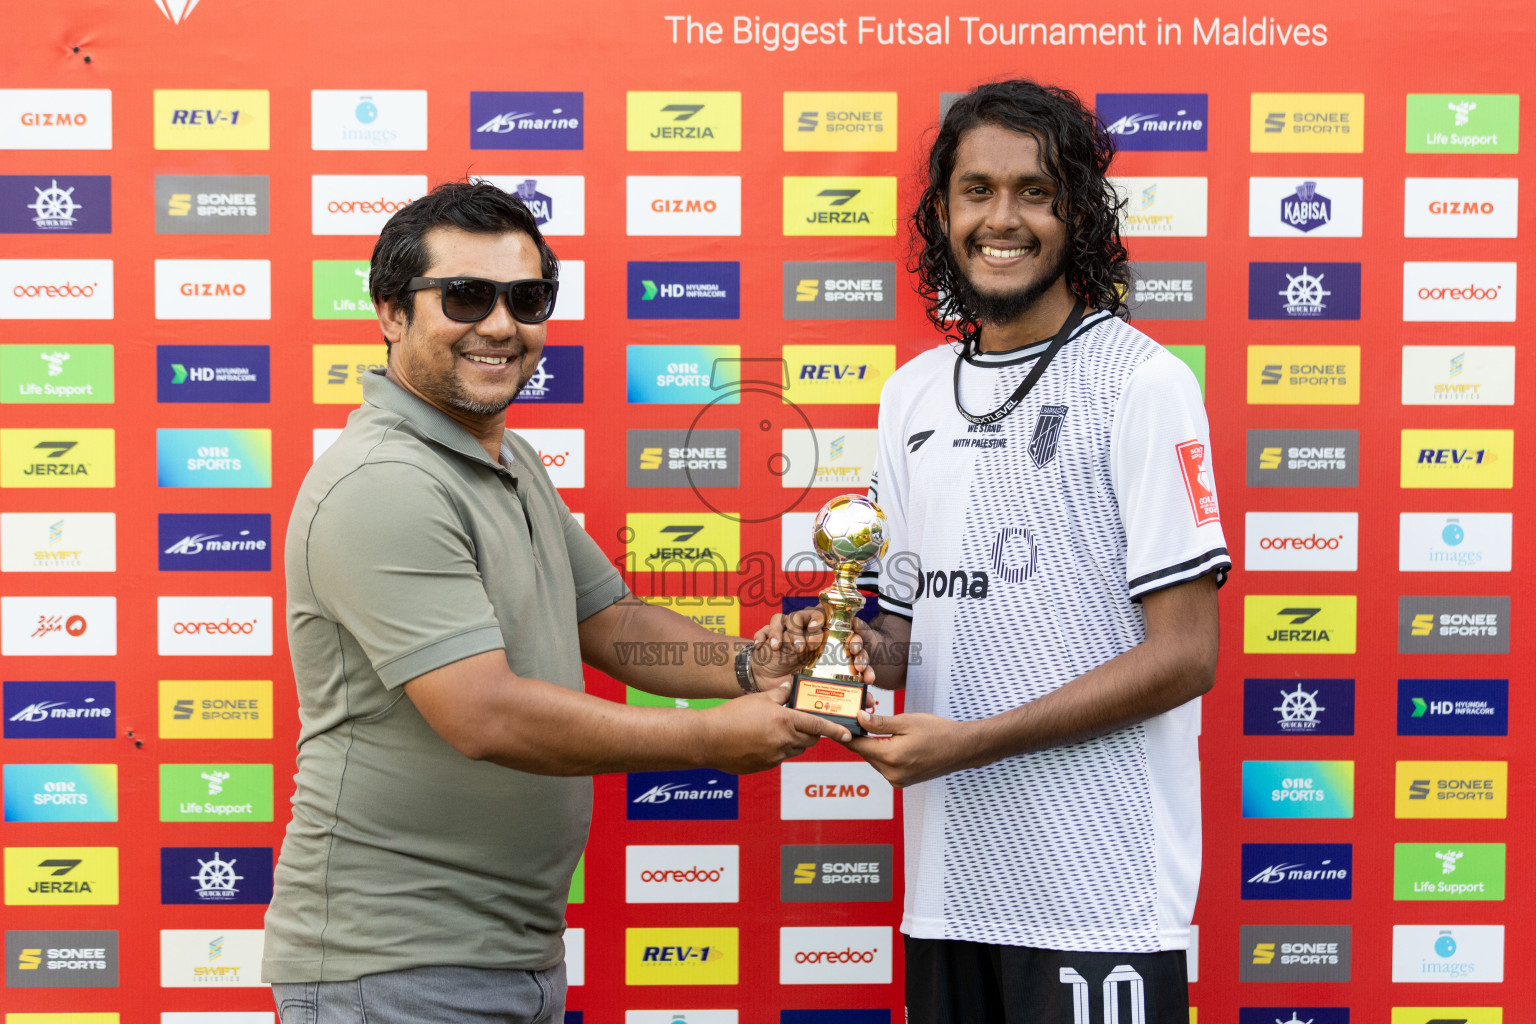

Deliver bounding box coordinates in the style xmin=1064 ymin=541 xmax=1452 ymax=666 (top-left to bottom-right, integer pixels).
xmin=783 ymin=92 xmax=897 ymax=152
xmin=625 ymin=845 xmax=739 ymax=903
xmin=156 ymin=596 xmax=272 ymax=656
xmin=158 ymin=763 xmax=274 ymax=823
xmin=0 ymin=342 xmax=114 ymax=406
xmin=625 ymin=928 xmax=738 ymax=985
xmin=153 ymin=90 xmax=269 ymax=150
xmin=780 ymin=762 xmax=892 ymax=820
xmin=1396 ymin=761 xmax=1507 ymax=820
xmin=311 ymin=175 xmax=427 ymax=235
xmin=513 ymin=428 xmax=585 ymax=488
xmin=779 ymin=927 xmax=892 ymax=985
xmin=1250 ymin=93 xmax=1363 ymax=153
xmin=627 ymin=92 xmax=741 ymax=151
xmin=1406 ymin=93 xmax=1519 ymax=154
xmin=1393 ymin=842 xmax=1506 ymax=902
xmin=1403 ymin=262 xmax=1516 ymax=322
xmin=0 ymin=259 xmax=114 ymax=319
xmin=0 ymin=89 xmax=113 ymax=149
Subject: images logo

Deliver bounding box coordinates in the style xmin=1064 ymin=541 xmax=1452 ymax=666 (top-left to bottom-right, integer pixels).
xmin=160 ymin=847 xmax=273 ymax=905
xmin=159 ymin=763 xmax=273 ymax=822
xmin=626 ymin=927 xmax=737 ymax=985
xmin=1125 ymin=261 xmax=1206 ymax=320
xmin=471 ymin=91 xmax=584 ymax=149
xmin=311 ymin=90 xmax=427 ymax=150
xmin=625 ymin=845 xmax=739 ymax=903
xmin=783 ymin=261 xmax=896 ymax=320
xmin=158 ymin=513 xmax=271 ymax=573
xmin=1243 ymin=595 xmax=1356 ymax=654
xmin=1097 ymin=93 xmax=1208 ymax=151
xmin=1398 ymin=680 xmax=1508 ymax=737
xmin=1398 ymin=513 xmax=1511 ymax=573
xmin=1242 ymin=761 xmax=1355 ymax=819
xmin=0 ymin=259 xmax=114 ymax=319
xmin=156 ymin=428 xmax=271 ymax=488
xmin=1242 ymin=678 xmax=1354 ymax=736
xmin=4 ymin=680 xmax=115 ymax=739
xmin=0 ymin=89 xmax=113 ymax=150
xmin=154 ymin=259 xmax=271 ymax=320
xmin=1245 ymin=512 xmax=1358 ymax=572
xmin=1407 ymin=94 xmax=1519 ymax=154
xmin=153 ymin=90 xmax=269 ymax=150
xmin=1402 ymin=346 xmax=1515 ymax=406
xmin=783 ymin=345 xmax=893 ymax=405
xmin=783 ymin=177 xmax=897 ymax=236
xmin=156 ymin=345 xmax=268 ymax=403
xmin=779 ymin=927 xmax=892 ymax=985
xmin=4 ymin=764 xmax=117 ymax=823
xmin=0 ymin=344 xmax=113 ymax=405
xmin=311 ymin=174 xmax=427 ymax=235
xmin=781 ymin=762 xmax=892 ymax=821
xmin=780 ymin=844 xmax=893 ymax=903
xmin=1403 ymin=262 xmax=1516 ymax=322
xmin=1241 ymin=843 xmax=1352 ymax=900
xmin=783 ymin=92 xmax=897 ymax=151
xmin=1400 ymin=430 xmax=1512 ymax=490
xmin=155 ymin=174 xmax=268 ymax=234
xmin=4 ymin=930 xmax=118 ymax=988
xmin=0 ymin=176 xmax=111 ymax=234
xmin=3 ymin=847 xmax=119 ymax=905
xmin=1249 ymin=177 xmax=1363 ymax=237
xmin=780 ymin=429 xmax=877 ymax=490
xmin=1396 ymin=761 xmax=1507 ymax=819
xmin=157 ymin=680 xmax=272 ymax=739
xmin=627 ymin=430 xmax=739 ymax=489
xmin=0 ymin=595 xmax=116 ymax=656
xmin=1394 ymin=842 xmax=1505 ymax=901
xmin=1249 ymin=264 xmax=1362 ymax=321
xmin=627 ymin=92 xmax=740 ymax=151
xmin=1391 ymin=925 xmax=1504 ymax=983
xmin=1239 ymin=925 xmax=1351 ymax=981
xmin=473 ymin=174 xmax=585 ymax=235
xmin=626 ymin=176 xmax=741 ymax=236
xmin=159 ymin=928 xmax=265 ymax=987
xmin=156 ymin=596 xmax=273 ymax=656
xmin=1250 ymin=93 xmax=1364 ymax=152
xmin=1405 ymin=178 xmax=1518 ymax=238
xmin=627 ymin=261 xmax=740 ymax=319
xmin=1111 ymin=177 xmax=1208 ymax=235
xmin=626 ymin=345 xmax=741 ymax=405
xmin=627 ymin=769 xmax=739 ymax=821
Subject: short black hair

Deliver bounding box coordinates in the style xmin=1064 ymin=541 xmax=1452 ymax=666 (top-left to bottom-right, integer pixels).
xmin=369 ymin=179 xmax=559 ymax=330
xmin=911 ymin=80 xmax=1131 ymax=348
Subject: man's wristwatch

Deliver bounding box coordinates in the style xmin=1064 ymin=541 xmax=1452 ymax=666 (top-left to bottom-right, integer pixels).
xmin=733 ymin=643 xmax=760 ymax=695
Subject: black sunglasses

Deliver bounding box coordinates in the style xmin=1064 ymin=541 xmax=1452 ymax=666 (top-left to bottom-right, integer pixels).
xmin=404 ymin=276 xmax=559 ymax=324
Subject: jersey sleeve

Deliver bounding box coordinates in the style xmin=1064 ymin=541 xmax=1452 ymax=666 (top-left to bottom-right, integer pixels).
xmin=1110 ymin=352 xmax=1232 ymax=600
xmin=858 ymin=377 xmax=916 ymax=621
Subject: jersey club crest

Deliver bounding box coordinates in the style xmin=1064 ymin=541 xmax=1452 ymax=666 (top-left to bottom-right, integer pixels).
xmin=1028 ymin=405 xmax=1068 ymax=468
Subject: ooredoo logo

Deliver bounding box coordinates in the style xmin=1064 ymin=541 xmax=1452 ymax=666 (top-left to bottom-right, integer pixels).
xmin=0 ymin=260 xmax=114 ymax=319
xmin=0 ymin=90 xmax=113 ymax=149
xmin=155 ymin=260 xmax=271 ymax=320
xmin=625 ymin=845 xmax=739 ymax=903
xmin=157 ymin=597 xmax=272 ymax=656
xmin=780 ymin=762 xmax=892 ymax=820
xmin=1403 ymin=262 xmax=1516 ymax=322
xmin=779 ymin=926 xmax=891 ymax=985
xmin=1245 ymin=513 xmax=1358 ymax=572
xmin=627 ymin=176 xmax=741 ymax=236
xmin=513 ymin=428 xmax=584 ymax=488
xmin=312 ymin=175 xmax=427 ymax=235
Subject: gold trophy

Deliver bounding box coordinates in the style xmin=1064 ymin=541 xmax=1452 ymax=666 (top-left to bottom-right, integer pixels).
xmin=788 ymin=494 xmax=890 ymax=737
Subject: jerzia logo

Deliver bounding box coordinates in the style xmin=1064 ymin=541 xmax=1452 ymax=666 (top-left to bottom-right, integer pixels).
xmin=783 ymin=177 xmax=897 ymax=236
xmin=627 ymin=92 xmax=741 ymax=151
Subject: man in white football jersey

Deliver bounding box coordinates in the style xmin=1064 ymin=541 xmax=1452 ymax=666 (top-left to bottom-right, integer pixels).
xmin=810 ymin=80 xmax=1227 ymax=1023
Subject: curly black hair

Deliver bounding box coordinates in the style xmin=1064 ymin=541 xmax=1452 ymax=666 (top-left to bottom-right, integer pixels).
xmin=912 ymin=80 xmax=1131 ymax=349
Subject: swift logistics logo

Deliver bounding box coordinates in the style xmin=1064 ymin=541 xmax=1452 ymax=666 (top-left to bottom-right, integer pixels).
xmin=1241 ymin=843 xmax=1352 ymax=899
xmin=154 ymin=259 xmax=271 ymax=320
xmin=312 ymin=344 xmax=386 ymax=403
xmin=1247 ymin=345 xmax=1360 ymax=404
xmin=1399 ymin=513 xmax=1512 ymax=572
xmin=1401 ymin=346 xmax=1515 ymax=406
xmin=3 ymin=680 xmax=115 ymax=739
xmin=1242 ymin=678 xmax=1354 ymax=736
xmin=158 ymin=513 xmax=271 ymax=571
xmin=1125 ymin=261 xmax=1206 ymax=319
xmin=1400 ymin=430 xmax=1512 ymax=489
xmin=160 ymin=847 xmax=273 ymax=905
xmin=156 ymin=596 xmax=273 ymax=656
xmin=627 ymin=769 xmax=739 ymax=821
xmin=155 ymin=174 xmax=269 ymax=234
xmin=780 ymin=429 xmax=877 ymax=489
xmin=1248 ymin=178 xmax=1363 ymax=236
xmin=1403 ymin=262 xmax=1516 ymax=322
xmin=780 ymin=844 xmax=893 ymax=902
xmin=1097 ymin=93 xmax=1207 ymax=150
xmin=1240 ymin=925 xmax=1351 ymax=981
xmin=627 ymin=261 xmax=740 ymax=319
xmin=626 ymin=176 xmax=741 ymax=236
xmin=627 ymin=430 xmax=739 ymax=488
xmin=156 ymin=345 xmax=268 ymax=402
xmin=1111 ymin=177 xmax=1208 ymax=235
xmin=1407 ymin=94 xmax=1519 ymax=153
xmin=471 ymin=91 xmax=584 ymax=149
xmin=783 ymin=345 xmax=894 ymax=404
xmin=625 ymin=845 xmax=739 ymax=903
xmin=1394 ymin=842 xmax=1506 ymax=901
xmin=1242 ymin=761 xmax=1355 ymax=819
xmin=780 ymin=926 xmax=892 ymax=985
xmin=311 ymin=90 xmax=427 ymax=150
xmin=312 ymin=174 xmax=427 ymax=234
xmin=0 ymin=259 xmax=114 ymax=319
xmin=156 ymin=429 xmax=271 ymax=488
xmin=783 ymin=92 xmax=897 ymax=151
xmin=626 ymin=345 xmax=741 ymax=404
xmin=4 ymin=764 xmax=117 ymax=823
xmin=157 ymin=680 xmax=272 ymax=739
xmin=0 ymin=89 xmax=112 ymax=150
xmin=626 ymin=927 xmax=738 ymax=985
xmin=1398 ymin=680 xmax=1508 ymax=737
xmin=1244 ymin=512 xmax=1358 ymax=571
xmin=627 ymin=92 xmax=740 ymax=151
xmin=159 ymin=763 xmax=273 ymax=822
xmin=783 ymin=177 xmax=897 ymax=236
xmin=780 ymin=762 xmax=893 ymax=820
xmin=1396 ymin=761 xmax=1507 ymax=819
xmin=159 ymin=928 xmax=265 ymax=987
xmin=0 ymin=512 xmax=117 ymax=572
xmin=1399 ymin=596 xmax=1509 ymax=654
xmin=0 ymin=176 xmax=111 ymax=233
xmin=1249 ymin=263 xmax=1362 ymax=320
xmin=1250 ymin=93 xmax=1364 ymax=152
xmin=4 ymin=847 xmax=119 ymax=905
xmin=1391 ymin=925 xmax=1504 ymax=983
xmin=1405 ymin=178 xmax=1518 ymax=237
xmin=1243 ymin=596 xmax=1356 ymax=653
xmin=0 ymin=595 xmax=117 ymax=656
xmin=4 ymin=930 xmax=118 ymax=987
xmin=153 ymin=90 xmax=268 ymax=150
xmin=783 ymin=261 xmax=897 ymax=319
xmin=0 ymin=344 xmax=114 ymax=404
xmin=311 ymin=260 xmax=374 ymax=319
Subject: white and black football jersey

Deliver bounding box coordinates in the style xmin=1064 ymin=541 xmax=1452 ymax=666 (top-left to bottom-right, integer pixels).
xmin=861 ymin=312 xmax=1230 ymax=953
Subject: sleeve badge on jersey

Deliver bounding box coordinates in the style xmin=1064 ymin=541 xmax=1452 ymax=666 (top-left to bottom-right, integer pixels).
xmin=1176 ymin=439 xmax=1221 ymax=526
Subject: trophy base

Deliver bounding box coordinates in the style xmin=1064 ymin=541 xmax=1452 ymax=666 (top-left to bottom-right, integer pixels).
xmin=788 ymin=674 xmax=867 ymax=738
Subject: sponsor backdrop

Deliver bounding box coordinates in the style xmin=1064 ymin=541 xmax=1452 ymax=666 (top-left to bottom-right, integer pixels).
xmin=0 ymin=1 xmax=1527 ymax=1021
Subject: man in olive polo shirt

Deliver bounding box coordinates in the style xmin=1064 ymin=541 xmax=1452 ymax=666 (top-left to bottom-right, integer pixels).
xmin=264 ymin=182 xmax=850 ymax=1024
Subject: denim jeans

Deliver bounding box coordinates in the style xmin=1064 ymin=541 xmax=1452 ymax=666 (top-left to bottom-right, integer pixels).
xmin=272 ymin=962 xmax=566 ymax=1024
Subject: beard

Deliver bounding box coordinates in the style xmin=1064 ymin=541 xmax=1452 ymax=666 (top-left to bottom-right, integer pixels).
xmin=950 ymin=242 xmax=1069 ymax=327
xmin=398 ymin=344 xmax=529 ymax=416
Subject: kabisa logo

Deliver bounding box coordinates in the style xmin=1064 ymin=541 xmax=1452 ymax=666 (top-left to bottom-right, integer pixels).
xmin=782 ymin=261 xmax=896 ymax=320
xmin=780 ymin=927 xmax=892 ymax=985
xmin=1281 ymin=181 xmax=1332 ymax=232
xmin=1246 ymin=177 xmax=1364 ymax=238
xmin=311 ymin=90 xmax=427 ymax=150
xmin=1405 ymin=177 xmax=1519 ymax=238
xmin=628 ymin=261 xmax=740 ymax=320
xmin=4 ymin=929 xmax=119 ymax=988
xmin=626 ymin=927 xmax=738 ymax=985
xmin=0 ymin=343 xmax=114 ymax=404
xmin=158 ymin=513 xmax=271 ymax=572
xmin=158 ymin=763 xmax=274 ymax=822
xmin=1403 ymin=262 xmax=1517 ymax=323
xmin=625 ymin=845 xmax=739 ymax=904
xmin=1125 ymin=261 xmax=1207 ymax=320
xmin=155 ymin=174 xmax=269 ymax=235
xmin=512 ymin=345 xmax=583 ymax=404
xmin=470 ymin=91 xmax=583 ymax=149
xmin=1396 ymin=761 xmax=1507 ymax=820
xmin=1402 ymin=345 xmax=1516 ymax=406
xmin=626 ymin=176 xmax=742 ymax=236
xmin=1407 ymin=94 xmax=1519 ymax=154
xmin=3 ymin=847 xmax=119 ymax=905
xmin=156 ymin=345 xmax=268 ymax=403
xmin=1391 ymin=925 xmax=1504 ymax=983
xmin=1394 ymin=842 xmax=1506 ymax=902
xmin=0 ymin=89 xmax=113 ymax=149
xmin=783 ymin=177 xmax=897 ymax=236
xmin=1399 ymin=596 xmax=1509 ymax=655
xmin=1240 ymin=925 xmax=1352 ymax=981
xmin=1398 ymin=512 xmax=1512 ymax=573
xmin=783 ymin=92 xmax=898 ymax=152
xmin=4 ymin=763 xmax=118 ymax=823
xmin=1242 ymin=761 xmax=1355 ymax=819
xmin=0 ymin=176 xmax=111 ymax=233
xmin=626 ymin=344 xmax=742 ymax=405
xmin=1097 ymin=93 xmax=1208 ymax=151
xmin=627 ymin=769 xmax=739 ymax=821
xmin=4 ymin=680 xmax=116 ymax=739
xmin=153 ymin=90 xmax=270 ymax=150
xmin=1398 ymin=679 xmax=1507 ymax=738
xmin=474 ymin=174 xmax=586 ymax=235
xmin=627 ymin=92 xmax=741 ymax=151
xmin=160 ymin=847 xmax=273 ymax=905
xmin=1241 ymin=843 xmax=1352 ymax=900
xmin=156 ymin=428 xmax=271 ymax=488
xmin=1249 ymin=263 xmax=1362 ymax=320
xmin=0 ymin=259 xmax=114 ymax=319
xmin=1243 ymin=595 xmax=1356 ymax=654
xmin=780 ymin=844 xmax=893 ymax=903
xmin=1400 ymin=430 xmax=1513 ymax=490
xmin=780 ymin=762 xmax=893 ymax=821
xmin=1243 ymin=678 xmax=1354 ymax=737
xmin=1250 ymin=93 xmax=1364 ymax=153
xmin=1112 ymin=176 xmax=1209 ymax=235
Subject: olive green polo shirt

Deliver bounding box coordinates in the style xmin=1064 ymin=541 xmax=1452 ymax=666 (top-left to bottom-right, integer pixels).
xmin=264 ymin=370 xmax=628 ymax=982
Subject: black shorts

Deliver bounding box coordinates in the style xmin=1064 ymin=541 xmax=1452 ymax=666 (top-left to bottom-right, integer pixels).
xmin=904 ymin=935 xmax=1190 ymax=1024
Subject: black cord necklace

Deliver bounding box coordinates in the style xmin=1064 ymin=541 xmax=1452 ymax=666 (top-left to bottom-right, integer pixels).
xmin=953 ymin=298 xmax=1087 ymax=426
